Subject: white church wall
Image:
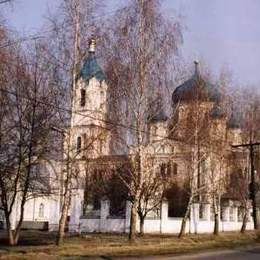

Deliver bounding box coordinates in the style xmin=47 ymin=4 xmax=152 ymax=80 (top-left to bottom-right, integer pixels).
xmin=80 ymin=219 xmax=100 ymax=233
xmin=69 ymin=190 xmax=84 ymax=233
xmin=77 ymin=200 xmax=254 ymax=235
xmin=48 ymin=197 xmax=60 ymax=231
xmin=163 ymin=218 xmax=189 ymax=234
xmin=105 ymin=219 xmax=126 ymax=233
xmin=13 ymin=195 xmax=60 ymax=230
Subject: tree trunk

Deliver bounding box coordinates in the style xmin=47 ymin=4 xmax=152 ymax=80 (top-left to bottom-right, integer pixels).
xmin=139 ymin=216 xmax=145 ymax=236
xmin=241 ymin=211 xmax=248 ymax=233
xmin=129 ymin=202 xmax=137 ymax=242
xmin=213 ymin=213 xmax=219 ymax=235
xmin=178 ymin=197 xmax=192 ymax=238
xmin=4 ymin=207 xmax=22 ymax=246
xmin=56 ymin=195 xmax=70 ymax=246
xmin=5 ymin=215 xmax=15 ymax=246
xmin=178 ymin=216 xmax=188 ymax=239
xmin=56 ymin=214 xmax=66 ymax=246
xmin=8 ymin=230 xmax=15 ymax=246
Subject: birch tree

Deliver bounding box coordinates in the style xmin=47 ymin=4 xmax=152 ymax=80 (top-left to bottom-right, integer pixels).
xmin=101 ymin=0 xmax=182 ymax=241
xmin=170 ymin=68 xmax=219 ymax=238
xmin=44 ymin=0 xmax=105 ymax=245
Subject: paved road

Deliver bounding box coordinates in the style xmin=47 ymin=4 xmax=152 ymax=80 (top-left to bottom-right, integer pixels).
xmin=113 ymin=246 xmax=260 ymax=260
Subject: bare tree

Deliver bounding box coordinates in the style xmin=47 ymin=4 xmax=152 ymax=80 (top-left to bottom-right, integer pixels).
xmin=227 ymin=151 xmax=250 ymax=233
xmin=238 ymin=87 xmax=260 ymax=230
xmin=42 ymin=0 xmax=105 ymax=245
xmin=172 ymin=78 xmax=212 ymax=237
xmin=0 ymin=35 xmax=60 ymax=245
xmin=169 ymin=63 xmax=231 ymax=238
xmin=101 ymin=0 xmax=182 ymax=242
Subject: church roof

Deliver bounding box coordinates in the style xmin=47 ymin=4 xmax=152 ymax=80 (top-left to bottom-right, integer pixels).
xmin=78 ymin=40 xmax=106 ymax=82
xmin=172 ymin=61 xmax=221 ymax=105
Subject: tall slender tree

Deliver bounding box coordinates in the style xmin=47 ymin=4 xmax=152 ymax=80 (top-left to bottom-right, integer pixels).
xmin=101 ymin=0 xmax=183 ymax=241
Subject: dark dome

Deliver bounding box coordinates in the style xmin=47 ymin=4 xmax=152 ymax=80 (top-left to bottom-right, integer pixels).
xmin=227 ymin=112 xmax=241 ymax=129
xmin=78 ymin=39 xmax=106 ymax=82
xmin=172 ymin=62 xmax=221 ymax=105
xmin=79 ymin=52 xmax=106 ymax=82
xmin=209 ymin=105 xmax=225 ymax=119
xmin=148 ymin=110 xmax=168 ymax=123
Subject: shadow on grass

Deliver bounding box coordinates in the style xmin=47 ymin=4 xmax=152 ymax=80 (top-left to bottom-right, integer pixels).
xmin=0 ymin=230 xmax=56 ymax=247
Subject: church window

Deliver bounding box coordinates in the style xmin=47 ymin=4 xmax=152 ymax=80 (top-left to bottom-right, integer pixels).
xmin=160 ymin=163 xmax=167 ymax=178
xmin=39 ymin=203 xmax=44 ymax=218
xmin=166 ymin=162 xmax=178 ymax=177
xmin=80 ymin=89 xmax=86 ymax=107
xmin=100 ymin=103 xmax=105 ymax=111
xmin=99 ymin=139 xmax=104 ymax=154
xmin=161 ymin=145 xmax=165 ymax=153
xmin=173 ymin=163 xmax=178 ymax=175
xmin=152 ymin=126 xmax=157 ymax=137
xmin=77 ymin=136 xmax=82 ymax=153
xmin=89 ymin=125 xmax=94 ymax=136
xmin=83 ymin=133 xmax=87 ymax=149
xmin=166 ymin=162 xmax=172 ymax=176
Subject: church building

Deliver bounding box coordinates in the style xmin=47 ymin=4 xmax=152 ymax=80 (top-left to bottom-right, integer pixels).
xmin=65 ymin=39 xmax=253 ymax=233
xmin=1 ymin=39 xmax=253 ymax=234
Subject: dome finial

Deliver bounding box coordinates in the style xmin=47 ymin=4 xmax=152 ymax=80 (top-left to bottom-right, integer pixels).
xmin=194 ymin=60 xmax=200 ymax=75
xmin=89 ymin=38 xmax=96 ymax=53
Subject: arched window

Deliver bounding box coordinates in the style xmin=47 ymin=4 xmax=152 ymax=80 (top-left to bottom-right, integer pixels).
xmin=173 ymin=163 xmax=178 ymax=175
xmin=152 ymin=125 xmax=157 ymax=137
xmin=83 ymin=133 xmax=87 ymax=149
xmin=100 ymin=90 xmax=104 ymax=99
xmin=99 ymin=139 xmax=104 ymax=154
xmin=161 ymin=145 xmax=165 ymax=154
xmin=167 ymin=162 xmax=172 ymax=176
xmin=39 ymin=203 xmax=44 ymax=218
xmin=80 ymin=89 xmax=86 ymax=107
xmin=77 ymin=136 xmax=82 ymax=153
xmin=160 ymin=163 xmax=167 ymax=178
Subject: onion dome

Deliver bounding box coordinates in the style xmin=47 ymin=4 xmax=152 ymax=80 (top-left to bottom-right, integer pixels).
xmin=78 ymin=38 xmax=106 ymax=82
xmin=172 ymin=61 xmax=221 ymax=105
xmin=209 ymin=105 xmax=225 ymax=119
xmin=227 ymin=112 xmax=241 ymax=129
xmin=148 ymin=110 xmax=168 ymax=123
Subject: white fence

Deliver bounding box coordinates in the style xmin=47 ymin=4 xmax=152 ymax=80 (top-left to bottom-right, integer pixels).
xmin=69 ymin=200 xmax=254 ymax=234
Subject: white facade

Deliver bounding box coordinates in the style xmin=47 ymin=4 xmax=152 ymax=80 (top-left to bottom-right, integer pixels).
xmin=8 ymin=194 xmax=60 ymax=231
xmin=1 ymin=161 xmax=61 ymax=231
xmin=69 ymin=199 xmax=254 ymax=234
xmin=65 ymin=43 xmax=253 ymax=235
xmin=1 ymin=43 xmax=251 ymax=236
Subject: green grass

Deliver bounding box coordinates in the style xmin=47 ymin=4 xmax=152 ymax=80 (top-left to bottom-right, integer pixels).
xmin=0 ymin=231 xmax=259 ymax=259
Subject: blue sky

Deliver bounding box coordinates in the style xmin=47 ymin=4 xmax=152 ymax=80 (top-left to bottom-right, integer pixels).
xmin=2 ymin=0 xmax=260 ymax=87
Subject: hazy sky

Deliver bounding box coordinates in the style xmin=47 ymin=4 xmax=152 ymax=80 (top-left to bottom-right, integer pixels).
xmin=2 ymin=0 xmax=260 ymax=87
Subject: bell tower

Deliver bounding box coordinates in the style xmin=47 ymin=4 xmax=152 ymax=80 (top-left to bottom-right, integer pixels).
xmin=70 ymin=39 xmax=110 ymax=158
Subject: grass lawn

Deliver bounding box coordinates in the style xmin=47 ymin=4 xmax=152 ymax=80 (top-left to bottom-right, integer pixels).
xmin=0 ymin=231 xmax=259 ymax=259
